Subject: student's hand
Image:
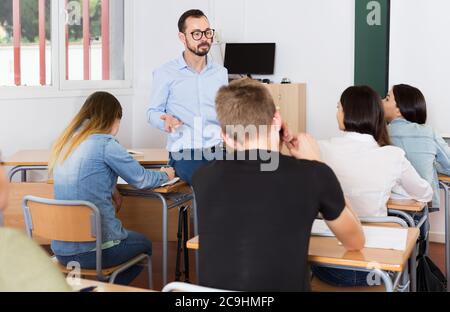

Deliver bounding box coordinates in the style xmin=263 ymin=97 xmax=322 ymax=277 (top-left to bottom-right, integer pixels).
xmin=160 ymin=114 xmax=183 ymax=133
xmin=112 ymin=188 xmax=123 ymax=214
xmin=161 ymin=167 xmax=175 ymax=181
xmin=279 ymin=122 xmax=293 ymax=150
xmin=280 ymin=122 xmax=295 ymax=144
xmin=286 ymin=133 xmax=322 ymax=162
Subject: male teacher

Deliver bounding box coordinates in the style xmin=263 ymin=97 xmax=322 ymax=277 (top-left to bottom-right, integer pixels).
xmin=147 ymin=9 xmax=228 ymax=185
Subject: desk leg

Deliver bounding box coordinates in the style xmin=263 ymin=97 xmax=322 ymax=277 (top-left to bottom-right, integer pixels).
xmin=409 ymin=243 xmax=417 ymax=292
xmin=440 ymin=182 xmax=450 ymax=292
xmin=154 ymin=193 xmax=169 ymax=287
xmin=191 ymin=189 xmax=199 ymax=283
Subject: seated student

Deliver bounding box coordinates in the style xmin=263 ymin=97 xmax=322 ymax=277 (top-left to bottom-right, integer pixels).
xmin=49 ymin=91 xmax=175 ymax=286
xmin=192 ymin=79 xmax=365 ymax=292
xmin=383 ymin=84 xmax=450 ymax=211
xmin=312 ymin=86 xmax=432 ymax=287
xmin=0 ymin=162 xmax=70 ymax=292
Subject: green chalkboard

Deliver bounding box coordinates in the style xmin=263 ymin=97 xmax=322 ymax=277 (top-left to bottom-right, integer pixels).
xmin=355 ymin=0 xmax=390 ymax=96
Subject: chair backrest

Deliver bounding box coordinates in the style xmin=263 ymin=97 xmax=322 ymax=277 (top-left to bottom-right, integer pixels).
xmin=162 ymin=282 xmax=235 ymax=292
xmin=22 ymin=196 xmax=101 ymax=243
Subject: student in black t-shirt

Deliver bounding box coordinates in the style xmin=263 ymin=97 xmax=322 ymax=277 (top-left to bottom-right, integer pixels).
xmin=192 ymin=78 xmax=365 ymax=292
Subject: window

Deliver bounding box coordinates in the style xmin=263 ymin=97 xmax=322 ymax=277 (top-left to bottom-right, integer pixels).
xmin=0 ymin=0 xmax=51 ymax=86
xmin=0 ymin=0 xmax=132 ymax=94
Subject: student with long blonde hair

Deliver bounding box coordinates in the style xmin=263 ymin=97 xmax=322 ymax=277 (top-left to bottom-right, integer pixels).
xmin=49 ymin=92 xmax=175 ymax=285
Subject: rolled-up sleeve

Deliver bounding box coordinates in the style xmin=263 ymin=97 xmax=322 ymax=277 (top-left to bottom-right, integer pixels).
xmin=434 ymin=132 xmax=450 ymax=176
xmin=147 ymin=69 xmax=170 ymax=132
xmin=104 ymin=140 xmax=168 ymax=189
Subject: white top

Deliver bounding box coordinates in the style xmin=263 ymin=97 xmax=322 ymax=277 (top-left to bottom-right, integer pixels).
xmin=319 ymin=132 xmax=433 ymax=217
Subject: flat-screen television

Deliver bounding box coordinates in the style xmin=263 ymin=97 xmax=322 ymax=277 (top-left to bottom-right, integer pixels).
xmin=224 ymin=43 xmax=276 ymax=75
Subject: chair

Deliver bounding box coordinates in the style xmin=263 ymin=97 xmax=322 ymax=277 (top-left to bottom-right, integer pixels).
xmin=22 ymin=195 xmax=153 ymax=288
xmin=162 ymin=282 xmax=234 ymax=292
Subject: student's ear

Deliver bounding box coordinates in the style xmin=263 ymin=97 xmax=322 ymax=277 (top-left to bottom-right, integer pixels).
xmin=178 ymin=32 xmax=187 ymax=46
xmin=222 ymin=132 xmax=238 ymax=150
xmin=272 ymin=110 xmax=282 ymax=132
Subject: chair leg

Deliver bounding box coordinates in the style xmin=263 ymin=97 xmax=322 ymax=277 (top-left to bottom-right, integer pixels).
xmin=147 ymin=255 xmax=153 ymax=289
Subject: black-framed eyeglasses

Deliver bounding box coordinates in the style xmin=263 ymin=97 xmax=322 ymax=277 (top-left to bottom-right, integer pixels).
xmin=188 ymin=29 xmax=215 ymax=41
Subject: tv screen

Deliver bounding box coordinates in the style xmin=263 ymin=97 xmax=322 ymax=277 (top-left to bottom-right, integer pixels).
xmin=224 ymin=43 xmax=276 ymax=75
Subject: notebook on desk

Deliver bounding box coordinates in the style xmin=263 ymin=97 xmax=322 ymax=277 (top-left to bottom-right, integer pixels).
xmin=311 ymin=219 xmax=408 ymax=251
xmin=117 ymin=176 xmax=180 ymax=187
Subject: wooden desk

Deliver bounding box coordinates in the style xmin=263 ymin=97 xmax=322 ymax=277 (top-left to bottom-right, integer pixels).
xmin=71 ymin=279 xmax=154 ymax=292
xmin=187 ymin=231 xmax=418 ymax=272
xmin=387 ymin=199 xmax=426 ymax=212
xmin=187 ymin=228 xmax=419 ymax=292
xmin=439 ymin=175 xmax=450 ymax=184
xmin=2 ymin=149 xmax=168 ymax=167
xmin=2 ymin=149 xmax=169 ymax=182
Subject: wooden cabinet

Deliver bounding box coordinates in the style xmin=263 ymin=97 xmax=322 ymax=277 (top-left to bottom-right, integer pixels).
xmin=265 ymin=83 xmax=307 ymax=134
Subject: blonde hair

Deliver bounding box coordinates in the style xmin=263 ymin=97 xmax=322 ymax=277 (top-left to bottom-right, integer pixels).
xmin=49 ymin=92 xmax=123 ymax=173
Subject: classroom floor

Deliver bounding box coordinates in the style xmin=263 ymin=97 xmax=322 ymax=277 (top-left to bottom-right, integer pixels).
xmin=124 ymin=242 xmax=447 ymax=291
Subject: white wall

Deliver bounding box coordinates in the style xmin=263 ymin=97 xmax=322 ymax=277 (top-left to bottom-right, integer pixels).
xmin=390 ymin=0 xmax=450 ymax=242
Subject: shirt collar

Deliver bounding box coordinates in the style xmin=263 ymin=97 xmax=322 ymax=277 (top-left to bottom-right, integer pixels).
xmin=343 ymin=132 xmax=378 ymax=145
xmin=390 ymin=118 xmax=408 ymax=125
xmin=177 ymin=52 xmax=212 ymax=71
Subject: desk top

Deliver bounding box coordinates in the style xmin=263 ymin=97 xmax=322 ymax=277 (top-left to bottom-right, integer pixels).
xmin=71 ymin=279 xmax=154 ymax=292
xmin=187 ymin=227 xmax=419 ymax=272
xmin=387 ymin=199 xmax=426 ymax=212
xmin=439 ymin=175 xmax=450 ymax=184
xmin=2 ymin=149 xmax=168 ymax=166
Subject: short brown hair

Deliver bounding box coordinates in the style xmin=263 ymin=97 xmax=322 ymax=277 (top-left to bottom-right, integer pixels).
xmin=215 ymin=79 xmax=276 ymax=142
xmin=178 ymin=9 xmax=207 ymax=33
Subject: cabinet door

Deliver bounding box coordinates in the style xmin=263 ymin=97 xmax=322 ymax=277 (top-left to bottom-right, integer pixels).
xmin=279 ymin=84 xmax=306 ymax=133
xmin=264 ymin=84 xmax=281 ymax=108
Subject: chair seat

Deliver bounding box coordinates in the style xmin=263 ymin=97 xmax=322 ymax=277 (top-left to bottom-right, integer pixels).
xmin=311 ymin=276 xmax=386 ymax=292
xmin=51 ymin=255 xmax=146 ymax=277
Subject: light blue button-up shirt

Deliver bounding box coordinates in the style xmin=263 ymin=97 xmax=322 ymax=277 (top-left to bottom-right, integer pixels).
xmin=389 ymin=118 xmax=450 ymax=209
xmin=147 ymin=53 xmax=228 ymax=152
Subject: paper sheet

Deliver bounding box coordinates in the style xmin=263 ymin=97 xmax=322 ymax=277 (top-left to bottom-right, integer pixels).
xmin=311 ymin=219 xmax=408 ymax=251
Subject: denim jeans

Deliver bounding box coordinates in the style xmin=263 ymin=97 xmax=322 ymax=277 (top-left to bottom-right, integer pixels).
xmin=56 ymin=231 xmax=152 ymax=285
xmin=311 ymin=265 xmax=370 ymax=287
xmin=169 ymin=147 xmax=225 ymax=185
